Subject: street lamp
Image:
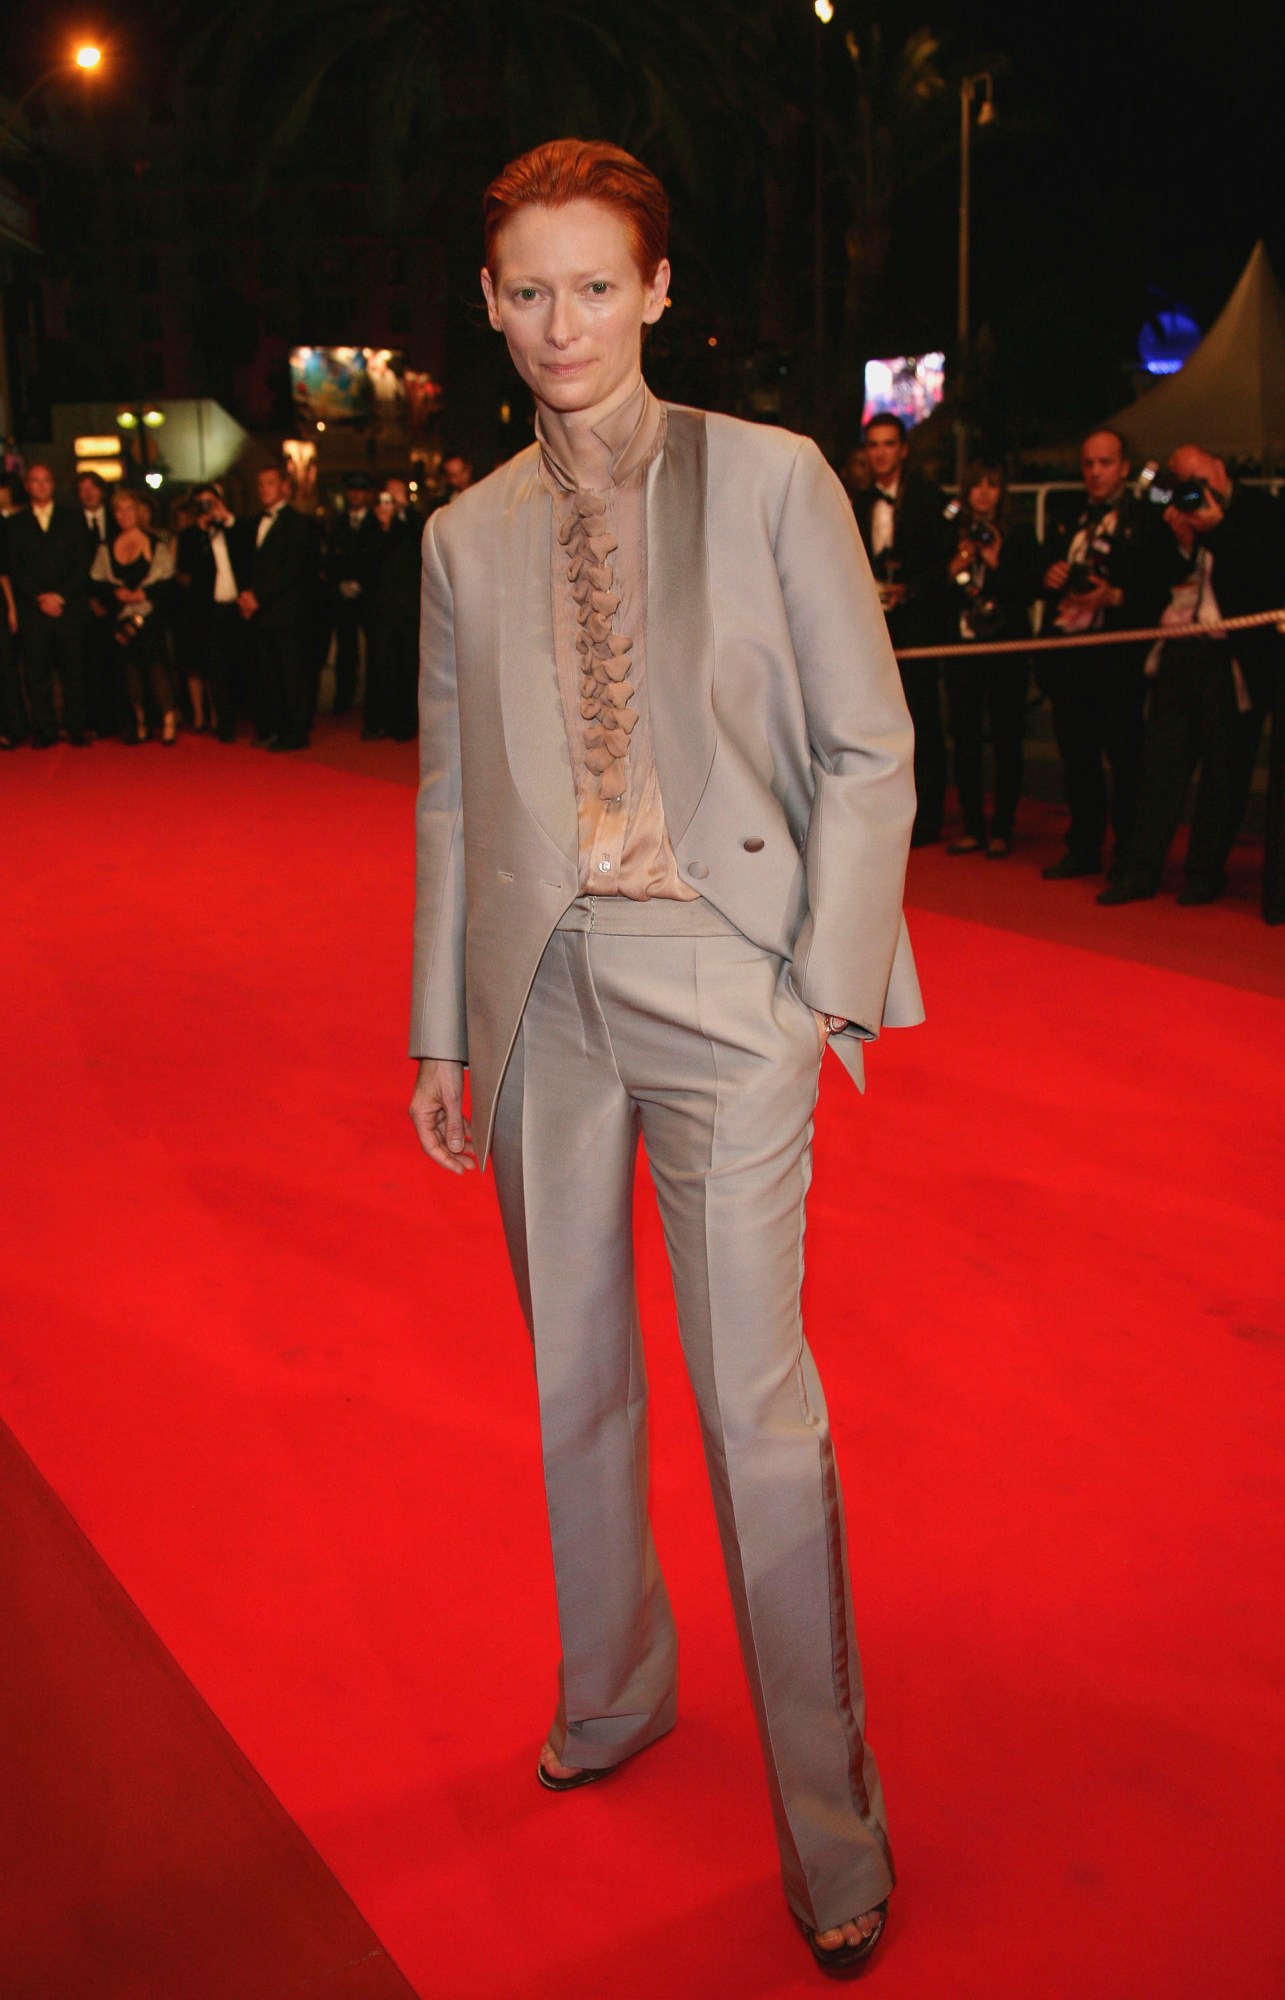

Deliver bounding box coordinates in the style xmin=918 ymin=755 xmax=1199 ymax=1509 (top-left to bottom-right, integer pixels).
xmin=955 ymin=71 xmax=996 ymax=487
xmin=0 ymin=41 xmax=107 ymax=157
xmin=812 ymin=0 xmax=833 ymax=355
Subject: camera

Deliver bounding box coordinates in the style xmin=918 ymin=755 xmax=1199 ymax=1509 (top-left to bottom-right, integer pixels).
xmin=1138 ymin=461 xmax=1207 ymax=513
xmin=946 ymin=501 xmax=999 ymax=595
xmin=1063 ymin=528 xmax=1115 ymax=597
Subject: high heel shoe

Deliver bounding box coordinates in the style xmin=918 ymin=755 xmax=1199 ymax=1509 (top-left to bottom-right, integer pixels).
xmin=535 ymin=1755 xmax=621 ymax=1793
xmin=801 ymin=1900 xmax=889 ymax=1979
xmin=161 ymin=713 xmax=179 ymax=746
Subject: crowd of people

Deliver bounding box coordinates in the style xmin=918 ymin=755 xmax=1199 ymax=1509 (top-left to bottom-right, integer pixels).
xmin=845 ymin=416 xmax=1282 ymax=907
xmin=2 ymin=417 xmax=1279 ymax=908
xmin=0 ymin=452 xmax=474 ymax=756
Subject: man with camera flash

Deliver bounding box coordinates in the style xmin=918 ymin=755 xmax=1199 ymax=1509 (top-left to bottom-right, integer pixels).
xmin=1039 ymin=428 xmax=1172 ymax=882
xmin=1098 ymin=446 xmax=1283 ymax=906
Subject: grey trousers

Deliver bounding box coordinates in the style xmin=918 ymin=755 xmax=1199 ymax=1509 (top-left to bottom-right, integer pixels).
xmin=490 ymin=901 xmax=894 ymax=1930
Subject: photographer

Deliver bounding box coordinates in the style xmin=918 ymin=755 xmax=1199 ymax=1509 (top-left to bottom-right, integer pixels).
xmin=853 ymin=414 xmax=952 ymax=844
xmin=1098 ymin=447 xmax=1283 ymax=906
xmin=174 ymin=483 xmax=247 ymax=742
xmin=942 ymin=461 xmax=1038 ymax=858
xmin=1039 ymin=429 xmax=1172 ymax=880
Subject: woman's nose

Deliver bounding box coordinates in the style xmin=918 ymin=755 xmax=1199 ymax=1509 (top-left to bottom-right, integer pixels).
xmin=547 ymin=295 xmax=575 ymax=347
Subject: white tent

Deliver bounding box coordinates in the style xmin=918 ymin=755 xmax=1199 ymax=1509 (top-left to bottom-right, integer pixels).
xmin=1106 ymin=240 xmax=1285 ymax=464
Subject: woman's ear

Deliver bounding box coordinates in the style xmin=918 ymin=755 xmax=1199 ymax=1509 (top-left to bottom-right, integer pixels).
xmin=642 ymin=258 xmax=671 ymax=328
xmin=480 ymin=266 xmax=503 ymax=333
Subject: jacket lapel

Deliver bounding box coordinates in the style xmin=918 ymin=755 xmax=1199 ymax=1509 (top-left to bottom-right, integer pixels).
xmin=646 ymin=407 xmax=716 ymax=845
xmin=497 ymin=450 xmax=578 ymax=865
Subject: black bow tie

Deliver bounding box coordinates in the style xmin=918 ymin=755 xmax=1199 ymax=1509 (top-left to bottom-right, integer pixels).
xmin=875 ymin=488 xmax=898 ymax=503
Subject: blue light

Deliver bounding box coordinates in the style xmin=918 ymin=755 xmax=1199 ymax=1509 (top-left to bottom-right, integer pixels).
xmin=1137 ymin=304 xmax=1201 ymax=377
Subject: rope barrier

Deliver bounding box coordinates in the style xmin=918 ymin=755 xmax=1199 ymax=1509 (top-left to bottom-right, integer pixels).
xmin=894 ymin=607 xmax=1285 ymax=662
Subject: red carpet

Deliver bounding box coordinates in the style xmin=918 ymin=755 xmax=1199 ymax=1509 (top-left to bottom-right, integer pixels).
xmin=2 ymin=727 xmax=1282 ymax=1999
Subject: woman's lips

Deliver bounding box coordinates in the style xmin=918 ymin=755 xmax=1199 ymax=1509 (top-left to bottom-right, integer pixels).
xmin=544 ymin=360 xmax=589 ymax=377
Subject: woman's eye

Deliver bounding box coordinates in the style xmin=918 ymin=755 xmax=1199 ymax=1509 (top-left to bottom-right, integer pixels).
xmin=588 ymin=282 xmax=610 ymax=296
xmin=515 ymin=288 xmax=539 ymax=302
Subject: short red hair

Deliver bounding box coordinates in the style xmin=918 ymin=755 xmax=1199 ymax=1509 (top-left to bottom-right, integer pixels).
xmin=483 ymin=139 xmax=669 ymax=283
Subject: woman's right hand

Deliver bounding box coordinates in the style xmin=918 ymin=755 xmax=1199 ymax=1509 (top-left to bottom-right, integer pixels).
xmin=409 ymin=1058 xmax=476 ymax=1174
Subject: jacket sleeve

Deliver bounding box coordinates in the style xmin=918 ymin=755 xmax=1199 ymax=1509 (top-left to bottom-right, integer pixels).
xmin=774 ymin=438 xmax=921 ymax=1036
xmin=409 ymin=510 xmax=468 ymax=1062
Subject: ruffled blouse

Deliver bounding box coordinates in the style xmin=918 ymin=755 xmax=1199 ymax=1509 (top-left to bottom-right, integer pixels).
xmin=536 ymin=383 xmax=696 ymax=902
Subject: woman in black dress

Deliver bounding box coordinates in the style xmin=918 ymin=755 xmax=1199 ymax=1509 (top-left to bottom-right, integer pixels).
xmin=943 ymin=460 xmax=1037 ymax=857
xmin=90 ymin=488 xmax=178 ymax=743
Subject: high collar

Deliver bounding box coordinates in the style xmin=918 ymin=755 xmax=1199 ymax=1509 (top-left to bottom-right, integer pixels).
xmin=535 ymin=380 xmax=665 ymax=494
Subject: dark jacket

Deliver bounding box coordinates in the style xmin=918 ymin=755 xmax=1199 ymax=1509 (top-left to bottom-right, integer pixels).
xmin=1040 ymin=487 xmax=1174 ymax=635
xmin=948 ymin=515 xmax=1039 ymax=644
xmin=175 ymin=519 xmax=242 ymax=618
xmin=233 ymin=506 xmax=320 ymax=632
xmin=326 ymin=510 xmax=384 ymax=601
xmin=852 ymin=469 xmax=952 ymax=650
xmin=7 ymin=504 xmax=90 ymax=619
xmin=1176 ymin=484 xmax=1284 ymax=704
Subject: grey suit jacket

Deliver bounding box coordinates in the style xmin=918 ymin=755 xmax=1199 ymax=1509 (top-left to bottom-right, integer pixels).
xmin=411 ymin=402 xmax=924 ymax=1164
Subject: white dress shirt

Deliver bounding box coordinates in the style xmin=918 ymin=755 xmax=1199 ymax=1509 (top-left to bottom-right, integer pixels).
xmin=869 ymin=482 xmax=899 ymax=558
xmin=208 ymin=525 xmax=238 ymax=602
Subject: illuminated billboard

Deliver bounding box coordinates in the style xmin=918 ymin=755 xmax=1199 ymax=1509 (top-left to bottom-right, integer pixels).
xmin=862 ymin=352 xmax=946 ymax=431
xmin=290 ymin=346 xmax=407 ymax=427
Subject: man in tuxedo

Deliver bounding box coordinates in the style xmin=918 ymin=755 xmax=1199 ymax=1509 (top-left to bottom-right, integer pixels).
xmin=6 ymin=464 xmax=90 ymax=747
xmin=235 ymin=464 xmax=320 ymax=751
xmin=76 ymin=472 xmax=120 ymax=738
xmin=852 ymin=415 xmax=951 ymax=843
xmin=1038 ymin=429 xmax=1174 ymax=880
xmin=327 ymin=471 xmax=382 ymax=714
xmin=175 ymin=483 xmax=247 ymax=741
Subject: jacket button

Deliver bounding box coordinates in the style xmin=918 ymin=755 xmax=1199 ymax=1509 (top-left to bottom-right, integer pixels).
xmin=742 ymin=837 xmax=764 ymax=853
xmin=687 ymin=860 xmax=709 ymax=880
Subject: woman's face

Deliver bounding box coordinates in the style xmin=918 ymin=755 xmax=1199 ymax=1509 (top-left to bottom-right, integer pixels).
xmin=481 ymin=199 xmax=669 ymax=420
xmin=112 ymin=493 xmax=140 ymax=531
xmin=967 ymin=474 xmax=1002 ymax=519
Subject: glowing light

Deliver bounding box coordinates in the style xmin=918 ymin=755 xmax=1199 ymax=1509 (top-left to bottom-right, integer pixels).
xmin=116 ymin=410 xmax=138 ymax=430
xmin=814 ymin=0 xmax=834 ymax=22
xmin=75 ymin=45 xmax=102 ymax=70
xmin=707 ymin=336 xmax=718 ymax=348
xmin=144 ymin=470 xmax=163 ymax=489
xmin=76 ymin=459 xmax=123 ymax=482
xmin=74 ymin=435 xmax=121 ymax=457
xmin=316 ymin=421 xmax=326 ymax=433
xmin=142 ymin=407 xmax=165 ymax=428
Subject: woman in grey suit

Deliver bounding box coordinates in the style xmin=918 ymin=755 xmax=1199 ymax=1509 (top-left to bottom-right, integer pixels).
xmin=409 ymin=140 xmax=922 ymax=1978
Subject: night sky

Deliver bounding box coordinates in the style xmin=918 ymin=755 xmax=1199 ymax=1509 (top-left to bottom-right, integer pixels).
xmin=4 ymin=4 xmax=1281 ymax=445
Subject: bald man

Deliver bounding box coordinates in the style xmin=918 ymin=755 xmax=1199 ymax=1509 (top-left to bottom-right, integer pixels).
xmin=1038 ymin=429 xmax=1173 ymax=879
xmin=1099 ymin=446 xmax=1283 ymax=906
